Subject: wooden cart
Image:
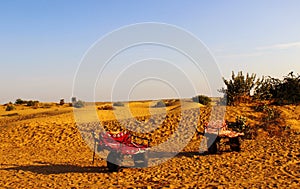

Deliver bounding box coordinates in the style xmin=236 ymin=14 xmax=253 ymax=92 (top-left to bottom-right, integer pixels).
xmin=200 ymin=121 xmax=244 ymax=154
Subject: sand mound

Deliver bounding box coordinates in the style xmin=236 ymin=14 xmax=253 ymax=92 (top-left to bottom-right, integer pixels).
xmin=0 ymin=103 xmax=299 ymax=188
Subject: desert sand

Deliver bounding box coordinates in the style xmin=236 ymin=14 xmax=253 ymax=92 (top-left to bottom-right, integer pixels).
xmin=0 ymin=101 xmax=299 ymax=188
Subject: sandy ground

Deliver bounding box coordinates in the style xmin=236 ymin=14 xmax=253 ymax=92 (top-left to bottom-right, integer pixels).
xmin=0 ymin=101 xmax=299 ymax=188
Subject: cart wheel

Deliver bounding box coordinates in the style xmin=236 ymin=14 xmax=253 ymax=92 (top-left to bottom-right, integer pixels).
xmin=207 ymin=134 xmax=219 ymax=154
xmin=208 ymin=140 xmax=219 ymax=154
xmin=133 ymin=151 xmax=148 ymax=168
xmin=229 ymin=137 xmax=241 ymax=152
xmin=107 ymin=151 xmax=121 ymax=172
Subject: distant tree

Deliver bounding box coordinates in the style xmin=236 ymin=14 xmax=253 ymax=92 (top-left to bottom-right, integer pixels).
xmin=192 ymin=95 xmax=211 ymax=105
xmin=15 ymin=98 xmax=25 ymax=105
xmin=26 ymin=100 xmax=39 ymax=107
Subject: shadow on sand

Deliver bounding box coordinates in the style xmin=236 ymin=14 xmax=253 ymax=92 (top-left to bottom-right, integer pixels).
xmin=1 ymin=162 xmax=109 ymax=175
xmin=0 ymin=151 xmax=235 ymax=174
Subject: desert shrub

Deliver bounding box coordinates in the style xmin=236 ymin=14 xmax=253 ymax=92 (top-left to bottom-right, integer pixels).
xmin=259 ymin=106 xmax=286 ymax=136
xmin=219 ymin=71 xmax=257 ymax=105
xmin=15 ymin=98 xmax=25 ymax=105
xmin=26 ymin=100 xmax=39 ymax=107
xmin=73 ymin=100 xmax=85 ymax=108
xmin=6 ymin=103 xmax=16 ymax=111
xmin=262 ymin=106 xmax=281 ymax=122
xmin=98 ymin=104 xmax=114 ymax=110
xmin=227 ymin=116 xmax=247 ymax=132
xmin=253 ymin=103 xmax=269 ymax=112
xmin=254 ymin=76 xmax=278 ymax=101
xmin=227 ymin=116 xmax=253 ymax=139
xmin=113 ymin=102 xmax=125 ymax=107
xmin=254 ymin=71 xmax=299 ymax=105
xmin=151 ymin=100 xmax=165 ymax=108
xmin=192 ymin=95 xmax=211 ymax=105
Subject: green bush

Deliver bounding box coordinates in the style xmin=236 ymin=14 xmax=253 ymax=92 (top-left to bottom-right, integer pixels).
xmin=254 ymin=72 xmax=299 ymax=105
xmin=73 ymin=100 xmax=85 ymax=108
xmin=192 ymin=95 xmax=211 ymax=105
xmin=262 ymin=106 xmax=281 ymax=122
xmin=227 ymin=116 xmax=254 ymax=139
xmin=254 ymin=103 xmax=268 ymax=112
xmin=227 ymin=116 xmax=248 ymax=132
xmin=26 ymin=100 xmax=39 ymax=108
xmin=6 ymin=104 xmax=16 ymax=111
xmin=219 ymin=71 xmax=257 ymax=105
xmin=15 ymin=98 xmax=25 ymax=105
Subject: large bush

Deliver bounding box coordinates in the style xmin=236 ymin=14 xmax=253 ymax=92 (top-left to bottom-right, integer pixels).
xmin=219 ymin=71 xmax=257 ymax=105
xmin=254 ymin=71 xmax=300 ymax=104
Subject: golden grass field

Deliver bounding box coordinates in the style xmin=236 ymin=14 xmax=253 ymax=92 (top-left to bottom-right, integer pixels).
xmin=0 ymin=100 xmax=299 ymax=188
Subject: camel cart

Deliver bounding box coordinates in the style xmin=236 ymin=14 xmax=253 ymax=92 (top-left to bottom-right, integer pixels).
xmin=199 ymin=121 xmax=244 ymax=154
xmin=93 ymin=131 xmax=150 ymax=172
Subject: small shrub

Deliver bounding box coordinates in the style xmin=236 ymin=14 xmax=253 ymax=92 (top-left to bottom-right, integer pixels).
xmin=228 ymin=116 xmax=247 ymax=132
xmin=73 ymin=100 xmax=85 ymax=108
xmin=192 ymin=95 xmax=212 ymax=105
xmin=98 ymin=104 xmax=114 ymax=110
xmin=113 ymin=102 xmax=124 ymax=107
xmin=26 ymin=100 xmax=39 ymax=107
xmin=253 ymin=103 xmax=268 ymax=112
xmin=262 ymin=106 xmax=281 ymax=122
xmin=227 ymin=116 xmax=254 ymax=139
xmin=6 ymin=104 xmax=16 ymax=111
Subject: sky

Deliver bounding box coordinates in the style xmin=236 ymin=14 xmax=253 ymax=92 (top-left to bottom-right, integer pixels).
xmin=1 ymin=0 xmax=300 ymax=103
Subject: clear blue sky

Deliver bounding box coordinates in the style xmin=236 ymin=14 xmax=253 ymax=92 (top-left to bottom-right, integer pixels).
xmin=1 ymin=0 xmax=299 ymax=103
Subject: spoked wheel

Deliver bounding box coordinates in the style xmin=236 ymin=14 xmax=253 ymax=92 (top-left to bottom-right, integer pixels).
xmin=107 ymin=151 xmax=121 ymax=172
xmin=229 ymin=137 xmax=241 ymax=152
xmin=133 ymin=151 xmax=148 ymax=168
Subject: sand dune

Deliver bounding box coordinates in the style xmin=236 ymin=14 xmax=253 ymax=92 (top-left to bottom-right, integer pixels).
xmin=0 ymin=102 xmax=299 ymax=188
